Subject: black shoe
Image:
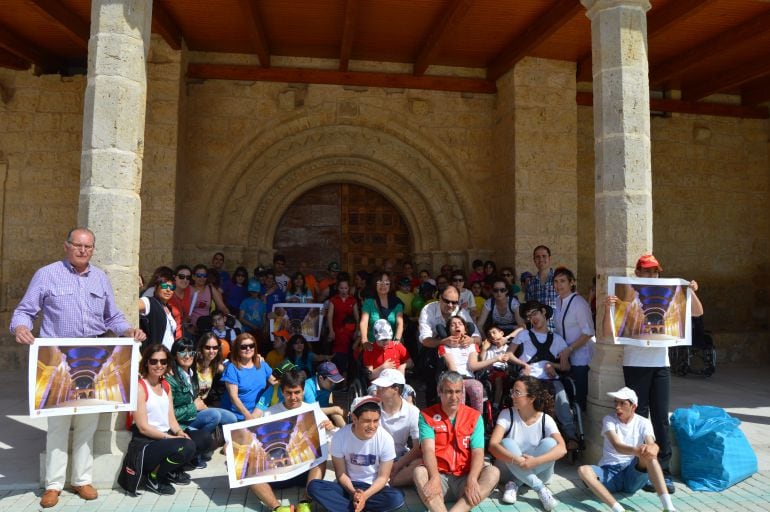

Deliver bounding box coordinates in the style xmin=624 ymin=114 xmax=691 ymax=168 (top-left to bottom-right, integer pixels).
xmin=166 ymin=470 xmax=191 ymax=485
xmin=642 ymin=476 xmax=676 ymax=494
xmin=145 ymin=474 xmax=175 ymax=495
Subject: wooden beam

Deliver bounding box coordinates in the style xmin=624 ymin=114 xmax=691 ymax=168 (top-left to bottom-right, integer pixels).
xmin=237 ymin=0 xmax=271 ymax=68
xmin=577 ymin=0 xmax=714 ymax=83
xmin=651 ymin=9 xmax=770 ymax=85
xmin=414 ymin=0 xmax=474 ymax=76
xmin=339 ymin=0 xmax=359 ymax=71
xmin=0 ymin=47 xmax=31 ymax=71
xmin=741 ymin=76 xmax=770 ymax=106
xmin=152 ymin=1 xmax=183 ymax=51
xmin=30 ymin=0 xmax=89 ymax=49
xmin=187 ymin=63 xmax=497 ymax=94
xmin=681 ymin=58 xmax=770 ymax=102
xmin=0 ymin=24 xmax=54 ymax=69
xmin=576 ymin=91 xmax=769 ymax=119
xmin=487 ymin=0 xmax=581 ymax=81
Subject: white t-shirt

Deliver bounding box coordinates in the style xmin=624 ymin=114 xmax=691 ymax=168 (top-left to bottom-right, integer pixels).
xmin=458 ymin=289 xmax=476 ymax=315
xmin=275 ymin=273 xmax=290 ymax=293
xmin=511 ymin=329 xmax=568 ymax=380
xmin=495 ymin=408 xmax=559 ymax=454
xmin=623 ymin=345 xmax=669 ymax=367
xmin=484 ymin=342 xmax=510 ymax=370
xmin=598 ymin=413 xmax=655 ymax=466
xmin=438 ymin=344 xmax=479 ymax=377
xmin=554 ymin=293 xmax=595 ymax=366
xmin=331 ymin=424 xmax=396 ymax=484
xmin=380 ymin=400 xmax=420 ymax=458
xmin=139 ymin=297 xmax=177 ymax=350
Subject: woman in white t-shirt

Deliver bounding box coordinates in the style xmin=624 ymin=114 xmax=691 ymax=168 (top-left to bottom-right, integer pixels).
xmin=488 ymin=376 xmax=567 ymax=510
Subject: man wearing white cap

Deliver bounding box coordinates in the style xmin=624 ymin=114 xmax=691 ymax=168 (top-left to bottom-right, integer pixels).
xmin=308 ymin=396 xmax=405 ymax=512
xmin=371 ymin=369 xmax=422 ymax=486
xmin=577 ymin=387 xmax=676 ymax=512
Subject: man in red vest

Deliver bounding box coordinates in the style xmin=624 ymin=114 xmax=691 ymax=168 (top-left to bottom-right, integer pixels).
xmin=414 ymin=371 xmax=500 ymax=512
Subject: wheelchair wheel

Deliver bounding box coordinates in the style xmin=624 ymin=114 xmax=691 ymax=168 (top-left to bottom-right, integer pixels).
xmin=346 ymin=379 xmax=366 ymax=417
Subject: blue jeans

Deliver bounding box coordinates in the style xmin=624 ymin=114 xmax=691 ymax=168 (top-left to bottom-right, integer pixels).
xmin=550 ymin=380 xmax=576 ymax=440
xmin=307 ymin=479 xmax=404 ymax=512
xmin=494 ymin=437 xmax=557 ymax=490
xmin=187 ymin=407 xmax=238 ymax=433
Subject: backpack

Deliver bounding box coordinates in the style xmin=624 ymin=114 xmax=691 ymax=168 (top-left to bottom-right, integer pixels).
xmin=484 ymin=296 xmax=519 ymax=331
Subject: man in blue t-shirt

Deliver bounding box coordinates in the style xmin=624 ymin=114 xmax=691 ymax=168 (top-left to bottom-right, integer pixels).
xmin=304 ymin=361 xmax=346 ymax=428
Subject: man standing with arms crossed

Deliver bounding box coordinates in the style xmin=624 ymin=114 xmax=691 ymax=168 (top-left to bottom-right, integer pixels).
xmin=11 ymin=227 xmax=145 ymax=508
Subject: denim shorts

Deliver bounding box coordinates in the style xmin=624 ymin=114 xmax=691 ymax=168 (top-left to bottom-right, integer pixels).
xmin=590 ymin=459 xmax=648 ymax=493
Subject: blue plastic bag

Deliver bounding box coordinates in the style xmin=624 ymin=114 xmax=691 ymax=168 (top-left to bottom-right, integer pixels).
xmin=671 ymin=405 xmax=757 ymax=491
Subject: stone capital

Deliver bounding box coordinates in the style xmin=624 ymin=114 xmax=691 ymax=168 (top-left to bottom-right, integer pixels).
xmin=581 ymin=0 xmax=651 ymax=19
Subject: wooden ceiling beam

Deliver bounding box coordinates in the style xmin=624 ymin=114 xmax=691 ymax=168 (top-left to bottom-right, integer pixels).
xmin=339 ymin=0 xmax=359 ymax=71
xmin=0 ymin=24 xmax=55 ymax=69
xmin=152 ymin=1 xmax=184 ymax=51
xmin=187 ymin=63 xmax=497 ymax=94
xmin=237 ymin=0 xmax=271 ymax=68
xmin=487 ymin=0 xmax=581 ymax=81
xmin=29 ymin=0 xmax=89 ymax=49
xmin=413 ymin=0 xmax=474 ymax=76
xmin=0 ymin=47 xmax=31 ymax=71
xmin=741 ymin=76 xmax=770 ymax=106
xmin=651 ymin=9 xmax=770 ymax=86
xmin=577 ymin=0 xmax=713 ymax=82
xmin=681 ymin=58 xmax=770 ymax=102
xmin=576 ymin=91 xmax=769 ymax=119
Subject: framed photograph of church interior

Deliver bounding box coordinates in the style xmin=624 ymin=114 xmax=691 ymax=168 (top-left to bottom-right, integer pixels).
xmin=223 ymin=402 xmax=328 ymax=487
xmin=607 ymin=277 xmax=692 ymax=348
xmin=269 ymin=303 xmax=325 ymax=342
xmin=28 ymin=338 xmax=139 ymax=417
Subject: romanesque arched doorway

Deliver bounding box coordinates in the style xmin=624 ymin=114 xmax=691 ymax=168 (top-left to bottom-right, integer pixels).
xmin=273 ymin=183 xmax=412 ymax=276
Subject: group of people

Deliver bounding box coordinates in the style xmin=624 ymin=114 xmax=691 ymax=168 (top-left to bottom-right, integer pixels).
xmin=11 ymin=227 xmax=700 ymax=512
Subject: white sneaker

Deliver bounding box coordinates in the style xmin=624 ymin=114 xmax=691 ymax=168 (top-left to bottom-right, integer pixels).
xmin=537 ymin=486 xmax=559 ymax=511
xmin=501 ymin=480 xmax=518 ymax=504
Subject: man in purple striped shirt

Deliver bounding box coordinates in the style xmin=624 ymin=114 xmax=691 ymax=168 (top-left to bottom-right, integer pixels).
xmin=10 ymin=227 xmax=145 ymax=508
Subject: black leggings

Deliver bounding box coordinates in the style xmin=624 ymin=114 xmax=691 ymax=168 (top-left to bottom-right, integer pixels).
xmin=186 ymin=427 xmax=213 ymax=456
xmin=142 ymin=437 xmax=196 ymax=478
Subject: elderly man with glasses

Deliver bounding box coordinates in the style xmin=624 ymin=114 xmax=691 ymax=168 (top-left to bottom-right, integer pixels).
xmin=10 ymin=227 xmax=146 ymax=508
xmin=418 ymin=285 xmax=481 ymax=404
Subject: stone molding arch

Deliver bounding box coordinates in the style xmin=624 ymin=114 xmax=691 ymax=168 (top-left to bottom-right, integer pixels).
xmin=208 ymin=121 xmax=479 ymax=255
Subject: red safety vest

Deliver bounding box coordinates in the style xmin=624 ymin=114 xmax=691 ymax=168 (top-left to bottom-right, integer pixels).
xmin=421 ymin=403 xmax=480 ymax=476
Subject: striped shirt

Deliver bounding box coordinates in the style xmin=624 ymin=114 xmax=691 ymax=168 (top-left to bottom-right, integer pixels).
xmin=10 ymin=260 xmax=130 ymax=338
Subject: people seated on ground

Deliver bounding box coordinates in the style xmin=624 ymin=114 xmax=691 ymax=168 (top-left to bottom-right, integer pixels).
xmin=553 ymin=266 xmax=595 ymax=412
xmin=438 ymin=316 xmax=485 ymax=414
xmin=307 ymin=396 xmax=406 ymax=512
xmin=222 ymin=266 xmax=250 ymax=314
xmin=210 ymin=309 xmax=237 ymax=358
xmin=488 ymin=376 xmax=566 ymax=510
xmin=359 ymin=271 xmax=405 ymax=346
xmin=303 ymin=361 xmax=347 ymax=428
xmin=286 ymin=271 xmax=314 ymax=303
xmin=288 ymin=333 xmax=333 ymax=379
xmin=239 ymin=279 xmax=265 ymax=336
xmin=363 ymin=319 xmax=415 ymax=402
xmin=370 ymin=369 xmax=422 ymax=487
xmin=138 ymin=267 xmax=181 ymax=351
xmin=166 ymin=338 xmax=235 ymax=468
xmin=220 ymin=333 xmax=276 ymax=421
xmin=123 ymin=344 xmax=197 ymax=495
xmin=327 ymin=276 xmax=360 ymax=379
xmin=477 ymin=276 xmax=524 ymax=335
xmin=577 ymin=387 xmax=677 ymax=512
xmin=506 ymin=301 xmax=579 ymax=451
xmin=195 ymin=332 xmax=228 ymax=408
xmin=250 ymin=369 xmax=334 ymax=512
xmin=414 ymin=371 xmax=500 ymax=512
xmin=469 ymin=324 xmax=518 ymax=412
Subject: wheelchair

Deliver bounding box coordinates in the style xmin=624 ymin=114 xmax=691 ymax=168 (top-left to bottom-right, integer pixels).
xmin=670 ymin=317 xmax=716 ymax=378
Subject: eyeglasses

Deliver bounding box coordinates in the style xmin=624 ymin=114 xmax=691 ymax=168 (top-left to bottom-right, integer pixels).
xmin=176 ymin=274 xmax=191 ymax=280
xmin=67 ymin=242 xmax=94 ymax=251
xmin=178 ymin=350 xmax=196 ymax=358
xmin=204 ymin=345 xmax=219 ymax=351
xmin=493 ymin=288 xmax=507 ymax=293
xmin=194 ymin=273 xmax=208 ymax=278
xmin=376 ymin=280 xmax=390 ymax=286
xmin=159 ymin=283 xmax=176 ymax=290
xmin=441 ymin=297 xmax=459 ymax=306
xmin=452 ymin=277 xmax=464 ymax=282
xmin=239 ymin=343 xmax=256 ymax=351
xmin=511 ymin=390 xmax=529 ymax=398
xmin=149 ymin=358 xmax=168 ymax=366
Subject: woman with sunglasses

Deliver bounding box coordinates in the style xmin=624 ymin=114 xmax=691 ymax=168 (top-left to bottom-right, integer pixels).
xmin=222 ymin=266 xmax=251 ymax=313
xmin=138 ymin=268 xmax=181 ymax=351
xmin=488 ymin=376 xmax=566 ymax=510
xmin=189 ymin=264 xmax=230 ymax=333
xmin=477 ymin=277 xmax=524 ymax=335
xmin=123 ymin=344 xmax=197 ymax=495
xmin=169 ymin=265 xmax=193 ymax=336
xmin=195 ymin=332 xmax=227 ymax=408
xmin=220 ymin=333 xmax=277 ymax=420
xmin=359 ymin=271 xmax=404 ymax=345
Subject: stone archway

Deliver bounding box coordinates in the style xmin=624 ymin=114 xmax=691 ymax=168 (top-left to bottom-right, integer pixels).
xmin=203 ymin=120 xmax=482 ymax=267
